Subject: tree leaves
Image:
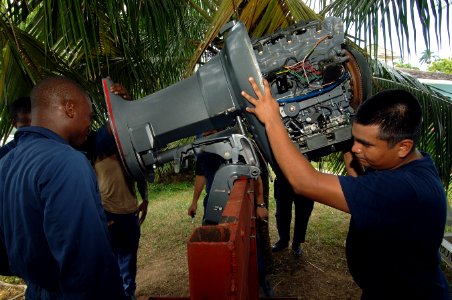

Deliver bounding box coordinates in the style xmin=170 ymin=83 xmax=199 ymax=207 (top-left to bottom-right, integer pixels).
xmin=0 ymin=0 xmax=450 ymax=187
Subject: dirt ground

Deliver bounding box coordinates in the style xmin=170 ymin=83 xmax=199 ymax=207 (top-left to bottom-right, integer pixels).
xmin=1 ymin=243 xmax=451 ymax=300
xmin=266 ymin=246 xmax=360 ymax=299
xmin=134 ymin=237 xmax=361 ymax=299
xmin=133 ymin=201 xmax=452 ymax=299
xmin=134 ymin=236 xmax=452 ymax=300
xmin=134 ymin=204 xmax=362 ymax=299
xmin=2 ymin=202 xmax=451 ymax=300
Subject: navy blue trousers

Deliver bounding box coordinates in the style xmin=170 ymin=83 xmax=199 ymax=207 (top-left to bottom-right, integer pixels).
xmin=105 ymin=211 xmax=140 ymax=297
xmin=274 ymin=177 xmax=314 ymax=245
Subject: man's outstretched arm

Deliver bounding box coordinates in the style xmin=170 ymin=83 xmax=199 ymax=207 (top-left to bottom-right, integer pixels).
xmin=242 ymin=78 xmax=349 ymax=213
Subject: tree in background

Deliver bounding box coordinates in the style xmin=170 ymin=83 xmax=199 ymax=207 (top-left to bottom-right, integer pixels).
xmin=0 ymin=0 xmax=451 ymax=188
xmin=419 ymin=49 xmax=440 ymax=65
xmin=428 ymin=58 xmax=452 ymax=74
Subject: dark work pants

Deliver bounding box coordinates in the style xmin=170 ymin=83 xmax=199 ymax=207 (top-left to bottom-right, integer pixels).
xmin=105 ymin=211 xmax=140 ymax=297
xmin=25 ymin=283 xmax=63 ymax=299
xmin=274 ymin=176 xmax=314 ymax=245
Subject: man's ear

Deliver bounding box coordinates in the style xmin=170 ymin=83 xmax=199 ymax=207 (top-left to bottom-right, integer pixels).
xmin=63 ymin=100 xmax=75 ymax=118
xmin=397 ymin=139 xmax=414 ymax=158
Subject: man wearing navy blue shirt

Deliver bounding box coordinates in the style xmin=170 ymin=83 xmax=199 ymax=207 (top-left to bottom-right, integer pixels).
xmin=188 ymin=151 xmax=225 ymax=224
xmin=242 ymin=79 xmax=449 ymax=299
xmin=0 ymin=76 xmax=126 ymax=299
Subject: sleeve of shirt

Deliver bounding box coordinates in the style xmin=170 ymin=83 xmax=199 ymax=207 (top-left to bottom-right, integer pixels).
xmin=339 ymin=171 xmax=416 ymax=232
xmin=40 ymin=150 xmax=125 ymax=299
xmin=137 ymin=178 xmax=148 ymax=201
xmin=195 ymin=157 xmax=204 ymax=176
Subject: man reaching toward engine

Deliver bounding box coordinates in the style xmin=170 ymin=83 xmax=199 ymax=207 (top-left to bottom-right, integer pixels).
xmin=242 ymin=78 xmax=449 ymax=299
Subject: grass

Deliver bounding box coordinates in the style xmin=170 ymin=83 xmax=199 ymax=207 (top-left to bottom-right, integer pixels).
xmin=135 ymin=180 xmax=358 ymax=298
xmin=1 ymin=179 xmax=451 ymax=299
xmin=135 ymin=179 xmax=452 ymax=298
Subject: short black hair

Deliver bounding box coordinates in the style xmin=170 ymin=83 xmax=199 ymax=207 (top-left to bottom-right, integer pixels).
xmin=10 ymin=97 xmax=31 ymax=120
xmin=354 ymin=89 xmax=422 ymax=148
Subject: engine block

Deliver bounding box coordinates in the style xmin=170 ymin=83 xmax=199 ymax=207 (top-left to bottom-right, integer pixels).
xmin=252 ymin=17 xmax=361 ymax=159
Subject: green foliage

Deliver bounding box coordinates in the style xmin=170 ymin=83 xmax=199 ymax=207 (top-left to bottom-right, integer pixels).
xmin=0 ymin=275 xmax=24 ymax=285
xmin=318 ymin=1 xmax=451 ymax=63
xmin=0 ymin=1 xmax=210 ymax=137
xmin=428 ymin=58 xmax=452 ymax=74
xmin=0 ymin=0 xmax=451 ymax=188
xmin=393 ymin=61 xmax=420 ymax=70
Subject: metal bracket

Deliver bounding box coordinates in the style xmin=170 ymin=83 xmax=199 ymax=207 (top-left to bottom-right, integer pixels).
xmin=152 ymin=132 xmax=261 ymax=224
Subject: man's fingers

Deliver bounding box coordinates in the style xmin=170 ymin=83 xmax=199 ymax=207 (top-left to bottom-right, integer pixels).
xmin=249 ymin=77 xmax=264 ymax=99
xmin=110 ymin=83 xmax=131 ymax=99
xmin=263 ymin=79 xmax=271 ymax=94
xmin=242 ymin=91 xmax=257 ymax=104
xmin=242 ymin=77 xmax=271 ymax=105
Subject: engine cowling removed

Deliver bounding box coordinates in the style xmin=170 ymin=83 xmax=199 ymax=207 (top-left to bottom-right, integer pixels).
xmin=252 ymin=17 xmax=371 ymax=159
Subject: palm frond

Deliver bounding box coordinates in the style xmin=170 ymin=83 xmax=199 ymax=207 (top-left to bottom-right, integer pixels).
xmin=184 ymin=0 xmax=319 ymax=76
xmin=320 ymin=0 xmax=451 ymax=62
xmin=1 ymin=0 xmax=451 ymax=189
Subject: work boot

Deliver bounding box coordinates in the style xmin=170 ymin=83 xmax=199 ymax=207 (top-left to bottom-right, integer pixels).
xmin=271 ymin=240 xmax=288 ymax=252
xmin=292 ymin=243 xmax=302 ymax=257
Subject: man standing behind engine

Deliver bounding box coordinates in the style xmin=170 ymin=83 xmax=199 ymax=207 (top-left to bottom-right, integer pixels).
xmin=271 ymin=174 xmax=314 ymax=257
xmin=87 ymin=83 xmax=148 ymax=300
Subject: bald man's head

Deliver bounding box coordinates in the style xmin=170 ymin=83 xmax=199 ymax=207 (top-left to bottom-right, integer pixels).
xmin=30 ymin=76 xmax=93 ymax=147
xmin=31 ymin=77 xmax=88 ymax=110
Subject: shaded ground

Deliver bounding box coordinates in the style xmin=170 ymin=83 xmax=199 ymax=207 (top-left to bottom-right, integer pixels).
xmin=134 ymin=200 xmax=452 ymax=299
xmin=135 ymin=241 xmax=360 ymax=299
xmin=267 ymin=243 xmax=359 ymax=299
xmin=2 ymin=193 xmax=452 ymax=299
xmin=134 ymin=204 xmax=361 ymax=299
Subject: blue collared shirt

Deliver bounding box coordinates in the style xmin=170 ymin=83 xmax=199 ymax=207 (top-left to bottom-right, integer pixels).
xmin=0 ymin=126 xmax=125 ymax=299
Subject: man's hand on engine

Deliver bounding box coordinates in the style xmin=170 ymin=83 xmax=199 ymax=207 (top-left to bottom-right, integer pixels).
xmin=242 ymin=77 xmax=280 ymax=127
xmin=110 ymin=82 xmax=131 ymax=100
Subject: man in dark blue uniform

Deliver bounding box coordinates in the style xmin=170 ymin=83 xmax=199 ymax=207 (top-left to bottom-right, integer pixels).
xmin=0 ymin=96 xmax=31 ymax=159
xmin=187 ymin=132 xmax=268 ymax=224
xmin=188 ymin=151 xmax=225 ymax=224
xmin=243 ymin=79 xmax=449 ymax=299
xmin=272 ymin=175 xmax=314 ymax=257
xmin=0 ymin=76 xmax=126 ymax=299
